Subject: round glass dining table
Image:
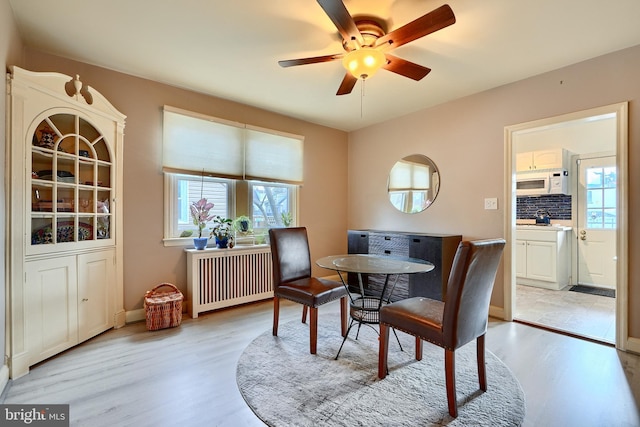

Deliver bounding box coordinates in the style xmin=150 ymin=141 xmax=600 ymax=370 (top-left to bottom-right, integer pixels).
xmin=316 ymin=254 xmax=434 ymax=359
xmin=316 ymin=254 xmax=434 ymax=276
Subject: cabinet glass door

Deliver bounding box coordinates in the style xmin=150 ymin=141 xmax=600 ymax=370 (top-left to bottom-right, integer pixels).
xmin=30 ymin=113 xmax=113 ymax=250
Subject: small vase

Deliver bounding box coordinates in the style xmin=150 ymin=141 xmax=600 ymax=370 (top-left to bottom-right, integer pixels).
xmin=215 ymin=236 xmax=229 ymax=249
xmin=193 ymin=237 xmax=208 ymax=250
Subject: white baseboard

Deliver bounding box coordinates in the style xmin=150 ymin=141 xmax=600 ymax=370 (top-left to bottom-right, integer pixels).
xmin=626 ymin=336 xmax=640 ymax=355
xmin=0 ymin=364 xmax=9 ymax=396
xmin=125 ymin=308 xmax=145 ymax=324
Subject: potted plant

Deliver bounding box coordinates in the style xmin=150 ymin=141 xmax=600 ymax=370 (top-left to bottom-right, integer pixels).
xmin=190 ymin=198 xmax=215 ymax=250
xmin=234 ymin=215 xmax=252 ymax=234
xmin=281 ymin=212 xmax=293 ymax=227
xmin=210 ymin=216 xmax=234 ymax=248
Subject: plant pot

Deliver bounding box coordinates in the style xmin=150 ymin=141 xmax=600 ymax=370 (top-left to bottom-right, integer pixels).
xmin=215 ymin=236 xmax=229 ymax=249
xmin=193 ymin=237 xmax=208 ymax=250
xmin=238 ymin=220 xmax=250 ymax=233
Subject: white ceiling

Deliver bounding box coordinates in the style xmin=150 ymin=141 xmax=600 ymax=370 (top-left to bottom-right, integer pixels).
xmin=8 ymin=0 xmax=640 ymax=131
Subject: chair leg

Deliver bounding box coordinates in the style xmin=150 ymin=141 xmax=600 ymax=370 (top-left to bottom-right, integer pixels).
xmin=445 ymin=349 xmax=458 ymax=418
xmin=378 ymin=323 xmax=390 ymax=379
xmin=272 ymin=296 xmax=280 ymax=336
xmin=309 ymin=306 xmax=318 ymax=354
xmin=477 ymin=334 xmax=487 ymax=391
xmin=340 ymin=296 xmax=348 ymax=337
xmin=302 ymin=305 xmax=308 ymax=324
xmin=415 ymin=337 xmax=423 ymax=361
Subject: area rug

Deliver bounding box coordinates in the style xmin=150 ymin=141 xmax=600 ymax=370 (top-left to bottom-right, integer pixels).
xmin=237 ymin=316 xmax=525 ymax=426
xmin=569 ymin=285 xmax=615 ymax=298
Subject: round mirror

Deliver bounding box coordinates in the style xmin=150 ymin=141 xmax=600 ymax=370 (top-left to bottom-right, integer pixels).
xmin=387 ymin=154 xmax=440 ymax=213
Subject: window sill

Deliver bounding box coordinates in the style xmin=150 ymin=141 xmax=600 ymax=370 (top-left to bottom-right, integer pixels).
xmin=163 ymin=237 xmax=200 ymax=247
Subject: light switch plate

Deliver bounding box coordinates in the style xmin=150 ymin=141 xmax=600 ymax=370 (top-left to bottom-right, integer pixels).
xmin=484 ymin=198 xmax=498 ymax=210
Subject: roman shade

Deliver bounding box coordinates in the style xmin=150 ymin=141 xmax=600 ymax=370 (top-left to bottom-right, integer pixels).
xmin=388 ymin=159 xmax=430 ymax=191
xmin=162 ymin=106 xmax=304 ymax=184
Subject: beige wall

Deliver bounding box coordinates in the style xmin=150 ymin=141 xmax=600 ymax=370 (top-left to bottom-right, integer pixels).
xmin=21 ymin=50 xmax=349 ymax=311
xmin=349 ymin=44 xmax=640 ymax=340
xmin=2 ymin=0 xmax=25 ymax=370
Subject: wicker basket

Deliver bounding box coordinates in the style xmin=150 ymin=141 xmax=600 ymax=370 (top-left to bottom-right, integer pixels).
xmin=144 ymin=283 xmax=184 ymax=331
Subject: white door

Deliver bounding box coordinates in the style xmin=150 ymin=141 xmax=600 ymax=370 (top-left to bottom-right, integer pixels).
xmin=577 ymin=156 xmax=617 ymax=289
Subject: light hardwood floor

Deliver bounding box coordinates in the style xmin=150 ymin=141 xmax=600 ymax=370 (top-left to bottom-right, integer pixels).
xmin=1 ymin=299 xmax=639 ymax=427
xmin=515 ymin=283 xmax=616 ymax=343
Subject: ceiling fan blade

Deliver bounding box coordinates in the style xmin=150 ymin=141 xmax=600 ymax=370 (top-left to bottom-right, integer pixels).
xmin=376 ymin=4 xmax=455 ymax=51
xmin=278 ymin=53 xmax=344 ymax=67
xmin=317 ymin=0 xmax=363 ymax=46
xmin=383 ymin=54 xmax=431 ymax=81
xmin=336 ymin=73 xmax=358 ymax=95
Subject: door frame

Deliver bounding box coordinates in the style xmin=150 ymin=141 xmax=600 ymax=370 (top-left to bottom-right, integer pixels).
xmin=503 ymin=102 xmax=628 ymax=350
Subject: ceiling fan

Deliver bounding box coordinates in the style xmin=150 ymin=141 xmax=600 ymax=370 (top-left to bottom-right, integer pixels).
xmin=279 ymin=0 xmax=456 ymax=95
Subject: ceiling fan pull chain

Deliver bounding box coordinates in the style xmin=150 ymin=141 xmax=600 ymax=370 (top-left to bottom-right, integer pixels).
xmin=360 ymin=79 xmax=364 ymax=118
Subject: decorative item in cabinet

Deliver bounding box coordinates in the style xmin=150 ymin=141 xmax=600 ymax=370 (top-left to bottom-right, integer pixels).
xmin=32 ymin=123 xmax=57 ymax=149
xmin=34 ymin=170 xmax=75 ymax=183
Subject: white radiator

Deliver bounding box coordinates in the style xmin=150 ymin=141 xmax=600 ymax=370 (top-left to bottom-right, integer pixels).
xmin=186 ymin=245 xmax=273 ymax=318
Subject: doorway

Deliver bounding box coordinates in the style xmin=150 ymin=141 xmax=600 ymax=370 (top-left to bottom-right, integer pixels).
xmin=503 ymin=103 xmax=628 ymax=350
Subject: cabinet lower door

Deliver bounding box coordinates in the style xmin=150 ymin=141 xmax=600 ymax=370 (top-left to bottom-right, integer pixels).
xmin=25 ymin=257 xmax=78 ymax=365
xmin=526 ymin=241 xmax=557 ymax=282
xmin=78 ymin=250 xmax=115 ymax=342
xmin=515 ymin=240 xmax=527 ymax=278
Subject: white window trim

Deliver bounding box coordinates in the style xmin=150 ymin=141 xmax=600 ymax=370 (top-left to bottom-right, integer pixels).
xmin=163 ymin=173 xmax=235 ymax=247
xmin=248 ymin=180 xmax=299 ymax=230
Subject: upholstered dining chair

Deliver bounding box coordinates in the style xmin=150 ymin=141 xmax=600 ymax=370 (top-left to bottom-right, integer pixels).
xmin=377 ymin=238 xmax=506 ymax=418
xmin=269 ymin=227 xmax=348 ymax=354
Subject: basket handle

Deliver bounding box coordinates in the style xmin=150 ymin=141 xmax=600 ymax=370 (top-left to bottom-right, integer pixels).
xmin=148 ymin=282 xmax=180 ymax=296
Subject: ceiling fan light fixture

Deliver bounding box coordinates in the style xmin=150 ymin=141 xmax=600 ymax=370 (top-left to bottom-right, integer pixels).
xmin=342 ymin=47 xmax=385 ymax=80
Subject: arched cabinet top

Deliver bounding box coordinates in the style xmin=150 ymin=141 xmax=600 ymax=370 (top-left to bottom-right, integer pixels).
xmin=8 ymin=66 xmax=126 ymax=125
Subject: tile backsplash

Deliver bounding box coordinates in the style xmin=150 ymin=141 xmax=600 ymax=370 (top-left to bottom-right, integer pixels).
xmin=516 ymin=194 xmax=572 ymax=220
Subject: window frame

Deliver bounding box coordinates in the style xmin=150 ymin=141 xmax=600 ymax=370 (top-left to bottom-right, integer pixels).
xmin=248 ymin=181 xmax=299 ymax=232
xmin=163 ymin=173 xmax=236 ymax=246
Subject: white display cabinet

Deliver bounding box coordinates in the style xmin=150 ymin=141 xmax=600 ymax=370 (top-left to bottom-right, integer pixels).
xmin=6 ymin=67 xmax=126 ymax=378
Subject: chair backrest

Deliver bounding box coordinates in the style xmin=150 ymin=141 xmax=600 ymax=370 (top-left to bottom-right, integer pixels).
xmin=442 ymin=238 xmax=506 ymax=349
xmin=269 ymin=227 xmax=312 ymax=287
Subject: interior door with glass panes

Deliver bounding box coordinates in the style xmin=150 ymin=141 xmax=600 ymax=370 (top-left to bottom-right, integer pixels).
xmin=576 ymin=156 xmax=616 ymax=289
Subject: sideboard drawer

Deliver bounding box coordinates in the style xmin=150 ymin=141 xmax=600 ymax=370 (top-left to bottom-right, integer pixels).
xmin=369 ymin=232 xmax=409 ymax=257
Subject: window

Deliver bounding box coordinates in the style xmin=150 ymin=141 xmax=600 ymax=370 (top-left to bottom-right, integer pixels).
xmin=250 ymin=181 xmax=297 ymax=230
xmin=162 ymin=106 xmax=303 ymax=245
xmin=586 ymin=166 xmax=617 ymax=229
xmin=165 ymin=174 xmax=234 ymax=239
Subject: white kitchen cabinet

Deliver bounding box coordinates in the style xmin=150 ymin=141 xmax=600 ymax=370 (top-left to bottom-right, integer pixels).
xmin=516 ymin=226 xmax=571 ymax=290
xmin=516 ymin=148 xmax=568 ymax=171
xmin=7 ymin=67 xmax=125 ymax=378
xmin=515 ymin=240 xmax=527 ymax=277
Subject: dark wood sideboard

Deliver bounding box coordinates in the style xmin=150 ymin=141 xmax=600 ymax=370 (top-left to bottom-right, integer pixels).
xmin=347 ymin=230 xmax=462 ymax=302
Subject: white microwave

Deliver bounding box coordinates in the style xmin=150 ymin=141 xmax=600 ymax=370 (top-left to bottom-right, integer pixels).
xmin=516 ymin=169 xmax=568 ymax=196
